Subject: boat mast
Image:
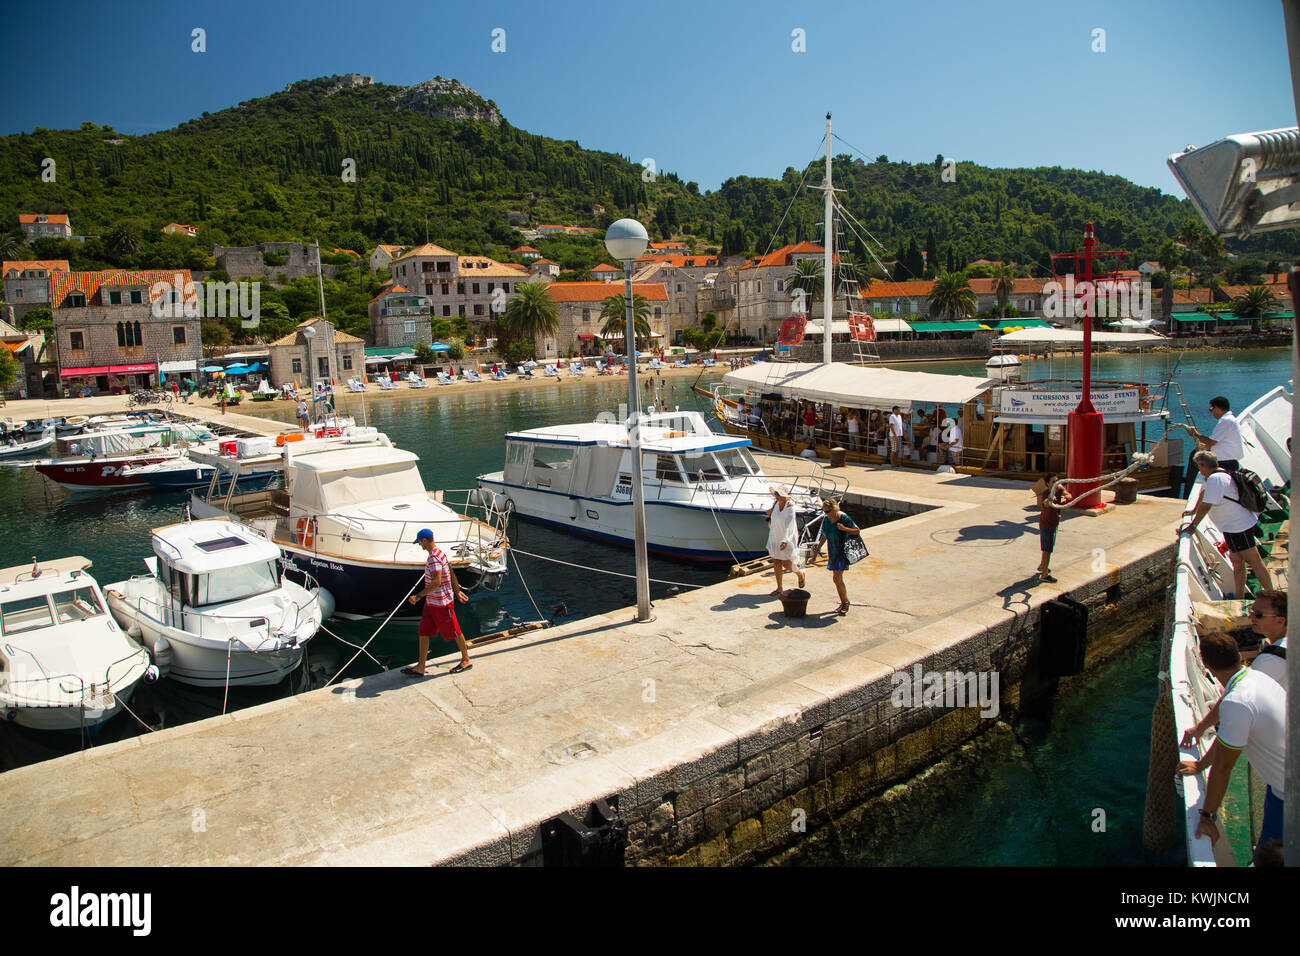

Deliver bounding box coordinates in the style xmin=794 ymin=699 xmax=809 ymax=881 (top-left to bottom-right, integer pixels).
xmin=823 ymin=113 xmax=834 ymax=367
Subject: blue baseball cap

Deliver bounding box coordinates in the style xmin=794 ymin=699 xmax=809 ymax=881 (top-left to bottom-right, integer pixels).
xmin=413 ymin=528 xmax=434 ymax=543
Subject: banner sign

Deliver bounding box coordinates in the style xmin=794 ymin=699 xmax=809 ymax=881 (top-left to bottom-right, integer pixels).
xmin=777 ymin=315 xmax=807 ymax=346
xmin=999 ymin=387 xmax=1140 ymax=418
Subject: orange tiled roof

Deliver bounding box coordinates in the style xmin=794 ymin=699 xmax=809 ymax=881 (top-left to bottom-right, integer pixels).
xmin=18 ymin=213 xmax=69 ymax=225
xmin=270 ymin=319 xmax=365 ymax=347
xmin=376 ymin=244 xmax=405 ymax=254
xmin=369 ymin=284 xmax=412 ymax=303
xmin=635 ymin=254 xmax=719 ymax=268
xmin=591 ymin=263 xmax=621 ymax=273
xmin=544 ymin=281 xmax=668 ymax=303
xmin=50 ymin=269 xmax=197 ymax=308
xmin=859 ymin=280 xmax=936 ymax=298
xmin=532 ymin=258 xmax=558 ymax=267
xmin=3 ymin=259 xmax=71 ymax=278
xmin=512 ymin=246 xmax=540 ymax=253
xmin=740 ymin=241 xmax=826 ymax=270
xmin=966 ymin=277 xmax=1045 ymax=295
xmin=393 ymin=242 xmax=458 ymax=261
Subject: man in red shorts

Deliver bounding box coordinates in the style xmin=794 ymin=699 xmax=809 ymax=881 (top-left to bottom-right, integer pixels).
xmin=403 ymin=528 xmax=472 ymax=675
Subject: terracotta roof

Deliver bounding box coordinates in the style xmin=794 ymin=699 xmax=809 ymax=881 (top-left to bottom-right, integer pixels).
xmin=649 ymin=242 xmax=689 ymax=250
xmin=332 ymin=248 xmax=361 ymax=257
xmin=591 ymin=263 xmax=621 ymax=273
xmin=740 ymin=241 xmax=826 ymax=270
xmin=392 ymin=242 xmax=458 ymax=261
xmin=565 ymin=227 xmax=598 ymax=233
xmin=966 ymin=278 xmax=1045 ymax=295
xmin=544 ymin=281 xmax=668 ymax=303
xmin=18 ymin=214 xmax=69 ymax=225
xmin=634 ymin=254 xmax=719 ymax=268
xmin=532 ymin=259 xmax=559 ymax=267
xmin=269 ymin=319 xmax=365 ymax=347
xmin=859 ymin=280 xmax=937 ymax=298
xmin=50 ymin=268 xmax=198 ymax=308
xmin=375 ymin=244 xmax=405 ymax=254
xmin=458 ymin=256 xmax=528 ymax=277
xmin=163 ymin=223 xmax=197 ymax=232
xmin=2 ymin=259 xmax=71 ymax=278
xmin=369 ymin=284 xmax=412 ymax=303
xmin=512 ymin=246 xmax=539 ymax=253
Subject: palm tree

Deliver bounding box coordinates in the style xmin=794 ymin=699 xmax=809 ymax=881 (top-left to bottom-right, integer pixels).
xmin=1157 ymin=239 xmax=1182 ymax=326
xmin=105 ymin=221 xmax=142 ymax=262
xmin=0 ymin=233 xmax=24 ymax=261
xmin=786 ymin=258 xmax=823 ymax=314
xmin=498 ymin=282 xmax=558 ymax=358
xmin=599 ymin=293 xmax=652 ymax=351
xmin=991 ymin=264 xmax=1017 ymax=319
xmin=927 ymin=271 xmax=976 ymax=319
xmin=1233 ymin=285 xmax=1279 ymax=328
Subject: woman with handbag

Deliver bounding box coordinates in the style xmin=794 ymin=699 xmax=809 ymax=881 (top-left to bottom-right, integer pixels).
xmin=810 ymin=498 xmax=863 ymax=615
xmin=766 ymin=487 xmax=805 ymax=597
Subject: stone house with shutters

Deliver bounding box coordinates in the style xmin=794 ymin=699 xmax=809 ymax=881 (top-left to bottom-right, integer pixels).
xmin=543 ymin=281 xmax=669 ymax=358
xmin=18 ymin=213 xmax=72 ymax=241
xmin=267 ymin=318 xmax=366 ymax=388
xmin=368 ymin=285 xmax=432 ymax=347
xmin=2 ymin=259 xmax=71 ymax=325
xmin=50 ymin=269 xmax=202 ymax=393
xmin=388 ymin=243 xmax=529 ymax=342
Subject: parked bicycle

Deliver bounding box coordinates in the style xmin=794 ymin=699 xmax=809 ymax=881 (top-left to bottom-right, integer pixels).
xmin=127 ymin=389 xmax=174 ymax=409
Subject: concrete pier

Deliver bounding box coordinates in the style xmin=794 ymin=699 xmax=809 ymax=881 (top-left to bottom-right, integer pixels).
xmin=0 ymin=461 xmax=1182 ymax=865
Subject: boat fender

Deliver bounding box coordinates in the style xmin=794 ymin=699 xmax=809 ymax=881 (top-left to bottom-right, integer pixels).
xmin=144 ymin=664 xmax=160 ymax=683
xmin=4 ymin=710 xmax=14 ymax=723
xmin=315 ymin=587 xmax=337 ymax=622
xmin=126 ymin=621 xmax=143 ymax=640
xmin=152 ymin=637 xmax=173 ymax=676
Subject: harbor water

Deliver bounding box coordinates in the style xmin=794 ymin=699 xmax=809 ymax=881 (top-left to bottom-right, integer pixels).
xmin=1 ymin=347 xmax=1290 ymax=867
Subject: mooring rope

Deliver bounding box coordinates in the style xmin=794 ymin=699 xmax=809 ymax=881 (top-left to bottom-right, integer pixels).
xmin=316 ymin=622 xmax=388 ymax=670
xmin=113 ymin=691 xmax=157 ymax=734
xmin=324 ymin=575 xmax=424 ymax=687
xmin=506 ymin=545 xmax=704 ymax=590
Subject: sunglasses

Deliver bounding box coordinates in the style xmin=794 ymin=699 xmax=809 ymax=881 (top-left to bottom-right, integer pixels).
xmin=1247 ymin=609 xmax=1279 ymax=618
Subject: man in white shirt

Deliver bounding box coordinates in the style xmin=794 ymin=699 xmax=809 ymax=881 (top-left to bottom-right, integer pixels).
xmin=1189 ymin=396 xmax=1243 ymax=472
xmin=1178 ymin=450 xmax=1272 ymax=598
xmin=887 ymin=405 xmax=904 ymax=467
xmin=939 ymin=419 xmax=963 ymax=467
xmin=1178 ymin=632 xmax=1286 ymax=861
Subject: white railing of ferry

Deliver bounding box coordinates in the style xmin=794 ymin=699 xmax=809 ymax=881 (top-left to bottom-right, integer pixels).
xmin=124 ymin=581 xmax=321 ymax=653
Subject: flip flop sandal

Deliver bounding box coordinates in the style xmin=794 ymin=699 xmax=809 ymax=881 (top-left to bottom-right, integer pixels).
xmin=836 ymin=602 xmax=849 ymax=615
xmin=450 ymin=663 xmax=473 ymax=674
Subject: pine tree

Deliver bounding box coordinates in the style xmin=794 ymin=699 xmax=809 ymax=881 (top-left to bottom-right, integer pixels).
xmin=925 ymin=229 xmax=937 ymax=276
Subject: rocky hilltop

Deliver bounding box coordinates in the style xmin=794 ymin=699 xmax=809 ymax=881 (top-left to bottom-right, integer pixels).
xmin=389 ymin=77 xmax=502 ymax=126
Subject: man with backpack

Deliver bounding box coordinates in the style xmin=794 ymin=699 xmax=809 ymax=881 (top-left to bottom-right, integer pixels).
xmin=1178 ymin=450 xmax=1273 ymax=598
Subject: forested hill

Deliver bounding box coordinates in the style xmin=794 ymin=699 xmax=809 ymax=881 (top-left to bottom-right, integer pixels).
xmin=1 ymin=73 xmax=1294 ymax=274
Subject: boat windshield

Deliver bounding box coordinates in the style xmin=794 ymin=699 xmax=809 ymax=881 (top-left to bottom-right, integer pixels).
xmin=676 ymin=447 xmax=756 ymax=482
xmin=0 ymin=595 xmax=54 ymax=636
xmin=52 ymin=587 xmax=104 ymax=624
xmin=194 ymin=561 xmax=280 ymax=606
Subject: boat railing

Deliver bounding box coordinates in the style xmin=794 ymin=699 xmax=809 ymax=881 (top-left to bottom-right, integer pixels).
xmin=0 ymin=641 xmax=147 ymax=707
xmin=129 ymin=586 xmax=316 ymax=652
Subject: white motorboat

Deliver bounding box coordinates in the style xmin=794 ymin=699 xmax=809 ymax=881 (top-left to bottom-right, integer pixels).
xmin=476 ymin=410 xmax=841 ymax=561
xmin=0 ymin=556 xmax=152 ymax=731
xmin=33 ymin=421 xmax=215 ymax=492
xmin=1161 ymin=384 xmax=1291 ymax=866
xmin=189 ymin=433 xmax=510 ymax=618
xmin=105 ymin=519 xmax=327 ymax=688
xmin=0 ymin=426 xmax=56 ymax=460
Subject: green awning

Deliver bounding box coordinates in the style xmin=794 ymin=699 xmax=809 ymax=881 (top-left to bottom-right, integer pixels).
xmin=365 ymin=346 xmax=413 ymax=356
xmin=991 ymin=319 xmax=1050 ymax=329
xmin=911 ymin=320 xmax=982 ymax=332
xmin=1172 ymin=313 xmax=1210 ymax=323
xmin=1264 ymin=311 xmax=1294 ymax=319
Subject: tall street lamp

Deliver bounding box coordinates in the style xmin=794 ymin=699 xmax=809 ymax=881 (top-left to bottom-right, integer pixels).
xmin=605 ymin=218 xmax=651 ymax=621
xmin=303 ymin=324 xmax=316 ymax=425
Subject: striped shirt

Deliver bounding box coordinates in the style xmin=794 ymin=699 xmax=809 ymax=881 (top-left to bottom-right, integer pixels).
xmin=423 ymin=546 xmax=454 ymax=606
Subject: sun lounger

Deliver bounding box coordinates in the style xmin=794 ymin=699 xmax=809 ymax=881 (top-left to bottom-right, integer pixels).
xmin=437 ymin=372 xmax=456 ymax=385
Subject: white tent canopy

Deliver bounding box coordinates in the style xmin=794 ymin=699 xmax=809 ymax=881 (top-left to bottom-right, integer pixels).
xmin=723 ymin=362 xmax=992 ymax=413
xmin=997 ymin=328 xmax=1167 ymax=346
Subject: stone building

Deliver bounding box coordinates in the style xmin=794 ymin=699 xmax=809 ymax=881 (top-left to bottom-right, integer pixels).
xmin=369 ymin=244 xmax=405 ymax=273
xmin=368 ymin=285 xmax=432 ymax=347
xmin=734 ymin=241 xmax=828 ymax=342
xmin=388 ymin=243 xmax=528 ymax=341
xmin=0 ymin=316 xmax=54 ymax=398
xmin=211 ymin=242 xmax=338 ymax=283
xmin=267 ymin=318 xmax=365 ymax=388
xmin=50 ymin=268 xmax=203 ymax=393
xmin=543 ymin=281 xmax=669 ymax=358
xmin=18 ymin=213 xmax=72 ymax=242
xmin=2 ymin=259 xmax=70 ymax=325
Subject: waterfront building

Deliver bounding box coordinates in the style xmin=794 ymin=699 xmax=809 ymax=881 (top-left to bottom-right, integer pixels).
xmin=2 ymin=259 xmax=71 ymax=325
xmin=368 ymin=285 xmax=432 ymax=347
xmin=734 ymin=241 xmax=829 ymax=343
xmin=267 ymin=317 xmax=365 ymax=387
xmin=388 ymin=244 xmax=526 ymax=342
xmin=543 ymin=281 xmax=669 ymax=358
xmin=50 ymin=268 xmax=203 ymax=393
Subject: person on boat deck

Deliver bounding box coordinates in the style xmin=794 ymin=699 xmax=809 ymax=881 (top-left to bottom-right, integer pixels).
xmin=846 ymin=408 xmax=862 ymax=451
xmin=1179 ymin=450 xmax=1273 ymax=599
xmin=1189 ymin=396 xmax=1243 ymax=473
xmin=1178 ymin=632 xmax=1286 ymax=862
xmin=1034 ymin=473 xmax=1070 ymax=583
xmin=939 ymin=419 xmax=963 ymax=467
xmin=809 ymin=498 xmax=860 ymax=615
xmin=405 ymin=528 xmax=472 ymax=676
xmin=766 ymin=487 xmax=805 ymax=598
xmin=802 ymin=403 xmax=816 ymax=440
xmin=887 ymin=406 xmax=904 ymax=467
xmin=1183 ymin=590 xmax=1289 ymax=752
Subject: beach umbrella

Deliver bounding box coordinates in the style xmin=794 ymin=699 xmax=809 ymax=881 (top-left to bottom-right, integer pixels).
xmin=431 ymin=342 xmax=451 ymax=352
xmin=224 ymin=364 xmax=251 ymax=375
xmin=245 ymin=362 xmax=264 ymax=372
xmin=202 ymin=365 xmax=223 ymax=372
xmin=365 ymin=356 xmax=388 ymax=365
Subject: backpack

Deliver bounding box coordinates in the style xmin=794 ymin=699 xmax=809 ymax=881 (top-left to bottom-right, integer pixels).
xmin=1221 ymin=467 xmax=1268 ymax=514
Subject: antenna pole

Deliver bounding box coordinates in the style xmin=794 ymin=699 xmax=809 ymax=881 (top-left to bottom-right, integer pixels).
xmin=823 ymin=113 xmax=834 ymax=367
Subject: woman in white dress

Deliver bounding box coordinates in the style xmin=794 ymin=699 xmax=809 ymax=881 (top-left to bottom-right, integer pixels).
xmin=767 ymin=487 xmax=805 ymax=597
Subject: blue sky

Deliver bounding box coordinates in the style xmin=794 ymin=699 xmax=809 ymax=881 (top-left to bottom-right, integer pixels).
xmin=2 ymin=0 xmax=1294 ymax=196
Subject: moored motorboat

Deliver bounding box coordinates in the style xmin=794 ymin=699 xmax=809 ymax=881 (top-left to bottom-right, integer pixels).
xmin=33 ymin=421 xmax=216 ymax=493
xmin=105 ymin=519 xmax=326 ymax=688
xmin=0 ymin=556 xmax=153 ymax=731
xmin=0 ymin=426 xmax=56 ymax=460
xmin=476 ymin=410 xmax=840 ymax=561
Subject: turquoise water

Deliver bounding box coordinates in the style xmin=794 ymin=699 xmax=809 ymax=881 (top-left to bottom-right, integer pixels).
xmin=1 ymin=348 xmax=1290 ymax=866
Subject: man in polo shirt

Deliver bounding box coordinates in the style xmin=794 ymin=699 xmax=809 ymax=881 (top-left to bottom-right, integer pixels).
xmin=1189 ymin=396 xmax=1243 ymax=472
xmin=1178 ymin=450 xmax=1273 ymax=598
xmin=403 ymin=528 xmax=472 ymax=676
xmin=1178 ymin=632 xmax=1286 ymax=861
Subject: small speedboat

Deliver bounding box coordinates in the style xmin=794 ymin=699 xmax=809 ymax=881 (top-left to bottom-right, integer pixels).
xmin=0 ymin=556 xmax=153 ymax=730
xmin=0 ymin=426 xmax=56 ymax=460
xmin=105 ymin=519 xmax=328 ymax=687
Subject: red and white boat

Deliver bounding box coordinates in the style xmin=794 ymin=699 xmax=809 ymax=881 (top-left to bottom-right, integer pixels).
xmin=33 ymin=422 xmax=214 ymax=493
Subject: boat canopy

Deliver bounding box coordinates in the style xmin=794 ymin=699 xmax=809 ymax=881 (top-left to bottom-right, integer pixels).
xmin=286 ymin=446 xmax=427 ymax=512
xmin=150 ymin=520 xmax=281 ymax=574
xmin=995 ymin=328 xmax=1166 ymax=346
xmin=722 ymin=362 xmax=992 ymax=413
